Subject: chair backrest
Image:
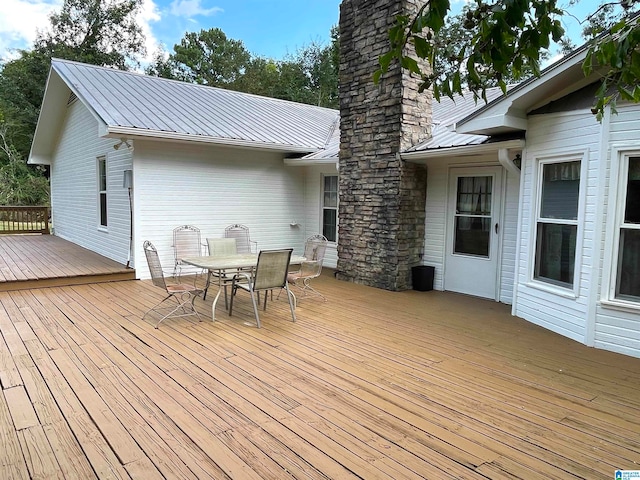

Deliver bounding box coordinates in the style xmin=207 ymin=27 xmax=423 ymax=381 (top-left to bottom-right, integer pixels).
xmin=173 ymin=225 xmax=202 ymax=261
xmin=300 ymin=235 xmax=328 ymax=277
xmin=253 ymin=249 xmax=293 ymax=291
xmin=143 ymin=241 xmax=167 ymax=290
xmin=224 ymin=224 xmax=252 ymax=254
xmin=207 ymin=237 xmax=237 ymax=256
xmin=303 ymin=234 xmax=328 ymax=262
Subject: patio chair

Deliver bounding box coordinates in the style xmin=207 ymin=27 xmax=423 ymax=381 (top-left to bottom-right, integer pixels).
xmin=224 ymin=224 xmax=257 ymax=254
xmin=286 ymin=234 xmax=328 ymax=301
xmin=172 ymin=225 xmax=204 ymax=279
xmin=229 ymin=249 xmax=296 ymax=328
xmin=142 ymin=240 xmax=203 ymax=328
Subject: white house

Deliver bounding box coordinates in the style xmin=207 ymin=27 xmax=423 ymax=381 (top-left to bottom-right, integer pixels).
xmin=29 ymin=58 xmax=342 ymax=276
xmin=29 ymin=50 xmax=640 ymax=359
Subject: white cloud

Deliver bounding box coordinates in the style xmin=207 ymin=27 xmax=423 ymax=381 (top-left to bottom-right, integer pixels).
xmin=169 ymin=0 xmax=223 ymax=18
xmin=0 ymin=0 xmax=61 ymax=61
xmin=137 ymin=0 xmax=163 ymax=64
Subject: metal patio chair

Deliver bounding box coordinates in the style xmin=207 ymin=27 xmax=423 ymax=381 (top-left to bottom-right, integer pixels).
xmin=224 ymin=224 xmax=257 ymax=254
xmin=286 ymin=234 xmax=328 ymax=302
xmin=172 ymin=225 xmax=204 ymax=279
xmin=143 ymin=241 xmax=203 ymax=328
xmin=229 ymin=249 xmax=296 ymax=328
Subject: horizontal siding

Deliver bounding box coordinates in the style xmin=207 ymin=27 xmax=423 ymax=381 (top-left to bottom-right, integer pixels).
xmin=514 ymin=110 xmax=602 ymax=344
xmin=132 ymin=140 xmax=307 ymax=278
xmin=594 ymin=103 xmax=640 ymax=358
xmin=50 ymin=100 xmax=132 ymax=265
xmin=423 ymin=155 xmax=518 ymax=303
xmin=302 ymin=165 xmax=338 ymax=269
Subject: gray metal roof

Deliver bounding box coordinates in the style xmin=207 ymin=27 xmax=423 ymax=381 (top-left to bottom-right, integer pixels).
xmin=52 ymin=58 xmax=339 ymax=151
xmin=303 ymin=86 xmax=507 ymax=159
xmin=405 ymin=87 xmax=505 ymax=152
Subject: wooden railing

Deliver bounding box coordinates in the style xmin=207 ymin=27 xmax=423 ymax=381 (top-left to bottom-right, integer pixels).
xmin=0 ymin=206 xmax=50 ymax=235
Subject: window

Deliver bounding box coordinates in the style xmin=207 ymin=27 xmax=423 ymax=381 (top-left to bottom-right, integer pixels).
xmin=322 ymin=175 xmax=338 ymax=242
xmin=453 ymin=175 xmax=492 ymax=257
xmin=534 ymin=160 xmax=581 ymax=288
xmin=98 ymin=156 xmax=107 ymax=228
xmin=614 ymin=156 xmax=640 ymax=301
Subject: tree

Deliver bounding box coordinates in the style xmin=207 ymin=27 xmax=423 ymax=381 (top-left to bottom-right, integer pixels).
xmin=431 ymin=5 xmax=549 ymax=88
xmin=148 ymin=26 xmax=340 ymax=109
xmin=377 ymin=0 xmax=640 ymax=119
xmin=0 ymin=0 xmax=147 ymax=205
xmin=168 ymin=28 xmax=252 ymax=87
xmin=34 ymin=0 xmax=146 ymax=69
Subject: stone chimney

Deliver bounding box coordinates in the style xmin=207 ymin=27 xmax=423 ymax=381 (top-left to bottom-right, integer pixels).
xmin=337 ymin=0 xmax=432 ymax=291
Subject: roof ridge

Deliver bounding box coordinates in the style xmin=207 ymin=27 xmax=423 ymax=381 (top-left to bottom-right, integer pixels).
xmin=51 ymin=58 xmax=339 ymax=114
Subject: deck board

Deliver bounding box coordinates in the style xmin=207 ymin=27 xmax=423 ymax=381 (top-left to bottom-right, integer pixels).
xmin=0 ymin=235 xmax=135 ymax=291
xmin=0 ymin=265 xmax=638 ymax=478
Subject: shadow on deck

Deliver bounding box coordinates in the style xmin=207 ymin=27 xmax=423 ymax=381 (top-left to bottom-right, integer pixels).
xmin=0 ymin=234 xmax=135 ymax=291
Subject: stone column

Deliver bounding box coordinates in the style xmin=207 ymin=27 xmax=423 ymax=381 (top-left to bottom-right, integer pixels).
xmin=337 ymin=0 xmax=432 ymax=291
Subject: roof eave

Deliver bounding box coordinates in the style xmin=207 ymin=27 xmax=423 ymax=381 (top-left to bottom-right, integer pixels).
xmin=457 ymin=47 xmax=590 ymax=135
xmin=106 ymin=126 xmax=319 ymax=154
xmin=401 ymin=138 xmax=525 ymax=163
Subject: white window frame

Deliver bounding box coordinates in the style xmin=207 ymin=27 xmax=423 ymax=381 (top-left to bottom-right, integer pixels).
xmin=321 ymin=174 xmax=338 ymax=243
xmin=529 ymin=151 xmax=587 ymax=297
xmin=602 ymin=147 xmax=640 ymax=311
xmin=97 ymin=156 xmax=108 ymax=230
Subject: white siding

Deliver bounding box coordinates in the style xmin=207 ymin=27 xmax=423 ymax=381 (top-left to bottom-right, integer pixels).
xmin=131 ymin=140 xmax=307 ymax=278
xmin=50 ymin=100 xmax=132 ymax=264
xmin=514 ymin=110 xmax=602 ymax=344
xmin=594 ymin=103 xmax=640 ymax=358
xmin=423 ymin=154 xmax=519 ymax=303
xmin=302 ymin=165 xmax=338 ymax=269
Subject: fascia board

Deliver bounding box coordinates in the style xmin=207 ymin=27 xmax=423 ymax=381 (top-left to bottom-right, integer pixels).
xmin=401 ymin=139 xmax=525 ymax=163
xmin=106 ymin=126 xmax=317 ymax=154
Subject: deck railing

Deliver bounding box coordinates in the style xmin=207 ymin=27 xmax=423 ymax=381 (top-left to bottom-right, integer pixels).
xmin=0 ymin=206 xmax=50 ymax=234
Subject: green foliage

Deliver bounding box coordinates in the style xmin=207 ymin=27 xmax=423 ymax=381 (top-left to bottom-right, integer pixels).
xmin=584 ymin=13 xmax=640 ymax=120
xmin=0 ymin=123 xmax=49 ymax=205
xmin=34 ymin=0 xmax=145 ymax=69
xmin=376 ymin=0 xmax=564 ymax=102
xmin=378 ymin=0 xmax=640 ymax=119
xmin=168 ymin=28 xmax=252 ymax=86
xmin=0 ymin=0 xmax=146 ymax=206
xmin=149 ymin=26 xmax=340 ymax=109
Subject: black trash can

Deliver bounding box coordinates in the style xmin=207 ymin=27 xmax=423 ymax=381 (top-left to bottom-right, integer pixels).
xmin=412 ymin=265 xmax=434 ymax=292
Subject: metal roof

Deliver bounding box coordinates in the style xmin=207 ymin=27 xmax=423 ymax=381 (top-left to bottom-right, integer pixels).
xmin=302 ymin=87 xmax=507 ymax=159
xmin=51 ymin=58 xmax=339 ymax=152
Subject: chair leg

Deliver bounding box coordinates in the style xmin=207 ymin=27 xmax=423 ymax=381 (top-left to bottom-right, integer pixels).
xmin=249 ymin=289 xmax=261 ymax=328
xmin=284 ymin=284 xmax=296 ymax=322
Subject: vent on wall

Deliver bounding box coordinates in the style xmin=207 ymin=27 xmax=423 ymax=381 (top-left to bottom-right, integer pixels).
xmin=67 ymin=92 xmax=78 ymax=105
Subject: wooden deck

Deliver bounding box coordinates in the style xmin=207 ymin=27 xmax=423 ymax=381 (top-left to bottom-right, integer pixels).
xmin=0 ymin=235 xmax=135 ymax=291
xmin=0 ymin=268 xmax=638 ymax=479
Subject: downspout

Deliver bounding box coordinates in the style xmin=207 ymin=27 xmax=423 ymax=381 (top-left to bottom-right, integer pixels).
xmin=497 ymin=148 xmax=523 ymax=313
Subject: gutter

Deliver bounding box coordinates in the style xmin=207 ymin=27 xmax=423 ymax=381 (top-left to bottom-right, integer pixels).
xmin=106 ymin=126 xmax=319 ymax=154
xmin=400 ymin=139 xmax=525 ymax=162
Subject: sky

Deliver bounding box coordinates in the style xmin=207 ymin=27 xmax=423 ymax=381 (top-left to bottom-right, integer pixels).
xmin=0 ymin=0 xmax=597 ymax=66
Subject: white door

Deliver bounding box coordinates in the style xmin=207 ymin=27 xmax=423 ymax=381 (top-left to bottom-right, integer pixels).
xmin=444 ymin=167 xmax=503 ymax=299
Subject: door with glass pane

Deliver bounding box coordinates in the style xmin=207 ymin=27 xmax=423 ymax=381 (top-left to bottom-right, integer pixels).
xmin=445 ymin=167 xmax=503 ymax=299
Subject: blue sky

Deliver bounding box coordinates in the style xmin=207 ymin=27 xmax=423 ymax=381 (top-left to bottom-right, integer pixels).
xmin=0 ymin=0 xmax=599 ymax=65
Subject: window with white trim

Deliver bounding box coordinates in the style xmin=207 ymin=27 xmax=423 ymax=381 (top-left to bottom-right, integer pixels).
xmin=322 ymin=175 xmax=338 ymax=242
xmin=533 ymin=160 xmax=581 ymax=288
xmin=614 ymin=155 xmax=640 ymax=301
xmin=97 ymin=156 xmax=107 ymax=228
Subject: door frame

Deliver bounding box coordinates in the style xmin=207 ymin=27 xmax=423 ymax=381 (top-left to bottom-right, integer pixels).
xmin=443 ymin=165 xmax=506 ymax=301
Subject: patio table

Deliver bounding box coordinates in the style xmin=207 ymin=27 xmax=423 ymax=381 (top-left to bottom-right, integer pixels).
xmin=182 ymin=253 xmax=305 ymax=321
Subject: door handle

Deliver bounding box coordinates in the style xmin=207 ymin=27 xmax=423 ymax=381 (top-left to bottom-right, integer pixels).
xmin=494 ymin=223 xmax=499 ymax=234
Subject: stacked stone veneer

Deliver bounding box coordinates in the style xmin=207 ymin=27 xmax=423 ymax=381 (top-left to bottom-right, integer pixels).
xmin=337 ymin=0 xmax=432 ymax=291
